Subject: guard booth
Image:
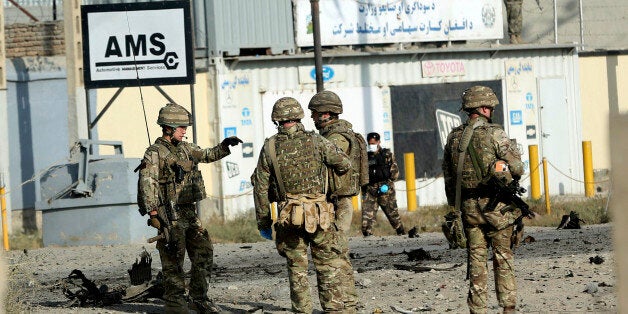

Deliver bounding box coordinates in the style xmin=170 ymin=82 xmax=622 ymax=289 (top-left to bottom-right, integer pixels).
xmin=35 ymin=140 xmax=151 ymax=246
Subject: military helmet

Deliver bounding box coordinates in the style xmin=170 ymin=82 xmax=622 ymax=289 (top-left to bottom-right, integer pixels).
xmin=271 ymin=97 xmax=304 ymax=122
xmin=308 ymin=90 xmax=343 ymax=114
xmin=461 ymin=86 xmax=499 ymax=110
xmin=157 ymin=103 xmax=192 ymax=127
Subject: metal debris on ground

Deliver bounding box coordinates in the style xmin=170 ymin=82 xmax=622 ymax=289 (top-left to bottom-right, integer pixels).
xmin=393 ymin=263 xmax=463 ymax=273
xmin=589 ymin=255 xmax=605 ymax=264
xmin=408 ymin=226 xmax=419 ymax=238
xmin=58 ymin=269 xmax=125 ymax=307
xmin=522 ymin=235 xmax=536 ymax=243
xmin=128 ymin=247 xmax=152 ymax=285
xmin=403 ymin=248 xmax=435 ymax=261
xmin=557 ymin=211 xmax=584 ymax=229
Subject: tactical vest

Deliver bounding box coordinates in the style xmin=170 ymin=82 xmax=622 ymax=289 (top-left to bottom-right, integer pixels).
xmin=449 ymin=121 xmax=501 ymax=189
xmin=150 ymin=139 xmax=207 ymax=205
xmin=271 ymin=131 xmax=326 ymax=195
xmin=368 ymin=149 xmax=392 ymax=183
xmin=321 ymin=120 xmax=367 ymax=196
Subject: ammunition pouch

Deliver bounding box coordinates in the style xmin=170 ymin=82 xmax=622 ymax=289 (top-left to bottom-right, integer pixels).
xmin=277 ymin=193 xmax=335 ymax=233
xmin=442 ymin=209 xmax=467 ymax=249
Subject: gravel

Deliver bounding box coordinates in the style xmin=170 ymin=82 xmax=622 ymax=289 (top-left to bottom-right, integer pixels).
xmin=5 ymin=224 xmax=616 ymax=313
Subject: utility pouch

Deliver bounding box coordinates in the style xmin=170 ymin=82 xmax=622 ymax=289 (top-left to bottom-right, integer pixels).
xmin=277 ymin=193 xmax=334 ymax=233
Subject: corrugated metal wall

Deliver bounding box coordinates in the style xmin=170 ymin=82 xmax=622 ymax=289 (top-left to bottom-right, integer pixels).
xmin=205 ymin=0 xmax=295 ymax=57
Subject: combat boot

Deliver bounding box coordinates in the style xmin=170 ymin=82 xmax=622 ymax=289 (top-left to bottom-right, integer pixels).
xmin=503 ymin=305 xmax=516 ymax=313
xmin=396 ymin=225 xmax=406 ymax=236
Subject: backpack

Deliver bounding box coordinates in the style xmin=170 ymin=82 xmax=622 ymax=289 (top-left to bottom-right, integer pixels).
xmin=347 ymin=131 xmax=370 ymax=187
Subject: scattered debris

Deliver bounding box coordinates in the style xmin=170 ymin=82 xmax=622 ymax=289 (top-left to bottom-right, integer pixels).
xmin=59 ymin=269 xmax=125 ymax=307
xmin=523 ymin=235 xmax=536 ymax=243
xmin=240 ymin=245 xmax=253 ymax=249
xmin=583 ymin=282 xmax=598 ymax=294
xmin=263 ymin=268 xmax=282 ymax=275
xmin=356 ymin=278 xmax=372 ymax=288
xmin=128 ymin=248 xmax=152 ymax=285
xmin=589 ymin=255 xmax=605 ymax=264
xmin=349 ymin=252 xmax=364 ymax=259
xmin=122 ymin=272 xmax=164 ymax=303
xmin=391 ymin=305 xmax=415 ymax=313
xmin=408 ymin=226 xmax=419 ymax=238
xmin=557 ymin=211 xmax=584 ymax=229
xmin=566 ymin=270 xmax=574 ymax=277
xmin=403 ymin=248 xmax=434 ymax=261
xmin=598 ymin=282 xmax=612 ymax=287
xmin=393 ymin=263 xmax=463 ymax=273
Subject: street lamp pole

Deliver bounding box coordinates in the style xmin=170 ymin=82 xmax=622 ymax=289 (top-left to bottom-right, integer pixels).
xmin=310 ymin=0 xmax=324 ymax=92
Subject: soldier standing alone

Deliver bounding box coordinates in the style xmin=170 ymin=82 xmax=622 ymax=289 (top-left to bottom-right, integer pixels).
xmin=137 ymin=103 xmax=242 ymax=313
xmin=361 ymin=132 xmax=405 ymax=237
xmin=252 ymin=97 xmax=358 ymax=313
xmin=442 ymin=86 xmax=524 ymax=314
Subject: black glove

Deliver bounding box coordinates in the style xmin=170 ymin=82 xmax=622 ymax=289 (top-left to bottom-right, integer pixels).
xmin=148 ymin=216 xmax=161 ymax=229
xmin=221 ymin=136 xmax=243 ymax=148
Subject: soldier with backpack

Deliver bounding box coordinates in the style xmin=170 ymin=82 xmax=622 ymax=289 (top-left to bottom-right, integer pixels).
xmin=308 ymin=90 xmax=369 ymax=234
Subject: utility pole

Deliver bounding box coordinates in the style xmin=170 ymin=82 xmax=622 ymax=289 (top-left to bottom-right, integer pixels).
xmin=310 ymin=0 xmax=324 ymax=92
xmin=64 ymin=0 xmax=88 ymax=146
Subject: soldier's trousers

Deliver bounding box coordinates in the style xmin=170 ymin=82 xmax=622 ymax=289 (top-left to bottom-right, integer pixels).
xmin=334 ymin=196 xmax=354 ymax=234
xmin=156 ymin=204 xmax=214 ymax=313
xmin=275 ymin=223 xmax=358 ymax=313
xmin=505 ymin=0 xmax=523 ymax=36
xmin=466 ymin=225 xmax=516 ymax=314
xmin=361 ymin=185 xmax=403 ymax=235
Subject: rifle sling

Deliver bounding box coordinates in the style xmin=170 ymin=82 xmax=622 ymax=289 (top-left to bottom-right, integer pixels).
xmin=454 ymin=119 xmax=485 ymax=213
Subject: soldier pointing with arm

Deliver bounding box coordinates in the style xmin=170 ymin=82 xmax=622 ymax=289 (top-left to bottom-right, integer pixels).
xmin=137 ymin=103 xmax=242 ymax=313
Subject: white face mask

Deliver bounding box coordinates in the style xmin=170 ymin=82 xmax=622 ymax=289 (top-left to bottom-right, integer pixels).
xmin=368 ymin=144 xmax=379 ymax=152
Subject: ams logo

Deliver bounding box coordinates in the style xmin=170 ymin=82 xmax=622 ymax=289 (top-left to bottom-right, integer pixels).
xmin=96 ymin=33 xmax=179 ymax=70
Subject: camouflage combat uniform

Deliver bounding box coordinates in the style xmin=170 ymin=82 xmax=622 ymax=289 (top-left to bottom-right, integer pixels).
xmin=505 ymin=0 xmax=523 ymax=43
xmin=319 ymin=119 xmax=360 ymax=233
xmin=252 ymin=118 xmax=358 ymax=313
xmin=362 ymin=148 xmax=404 ymax=236
xmin=138 ymin=137 xmax=230 ymax=313
xmin=442 ymin=86 xmax=524 ymax=314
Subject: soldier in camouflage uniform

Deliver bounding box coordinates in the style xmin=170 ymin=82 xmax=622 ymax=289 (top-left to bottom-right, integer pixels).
xmin=442 ymin=86 xmax=524 ymax=314
xmin=505 ymin=0 xmax=523 ymax=44
xmin=308 ymin=90 xmax=367 ymax=234
xmin=252 ymin=97 xmax=358 ymax=313
xmin=137 ymin=103 xmax=242 ymax=313
xmin=361 ymin=132 xmax=405 ymax=237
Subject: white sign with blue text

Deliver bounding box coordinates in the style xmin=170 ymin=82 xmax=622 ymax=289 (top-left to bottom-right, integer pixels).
xmin=294 ymin=0 xmax=503 ymax=46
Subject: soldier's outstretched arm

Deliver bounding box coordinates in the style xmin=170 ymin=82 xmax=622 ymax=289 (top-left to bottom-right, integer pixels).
xmin=442 ymin=135 xmax=456 ymax=206
xmin=319 ymin=136 xmax=351 ymax=174
xmin=252 ymin=147 xmax=273 ymax=230
xmin=187 ymin=142 xmax=232 ymax=164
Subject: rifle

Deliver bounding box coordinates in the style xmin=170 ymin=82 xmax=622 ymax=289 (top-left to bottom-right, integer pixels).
xmin=147 ymin=198 xmax=179 ymax=253
xmin=484 ymin=176 xmax=536 ymax=250
xmin=484 ymin=176 xmax=535 ymax=220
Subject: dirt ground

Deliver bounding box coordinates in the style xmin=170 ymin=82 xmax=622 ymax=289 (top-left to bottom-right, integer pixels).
xmin=4 ymin=224 xmax=616 ymax=313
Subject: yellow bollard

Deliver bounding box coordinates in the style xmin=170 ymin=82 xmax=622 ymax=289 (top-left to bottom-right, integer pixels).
xmin=404 ymin=153 xmax=417 ymax=212
xmin=582 ymin=141 xmax=595 ymax=197
xmin=352 ymin=195 xmax=359 ymax=212
xmin=528 ymin=145 xmax=541 ymax=200
xmin=1 ymin=185 xmax=9 ymax=251
xmin=271 ymin=203 xmax=277 ymax=221
xmin=542 ymin=158 xmax=551 ymax=215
